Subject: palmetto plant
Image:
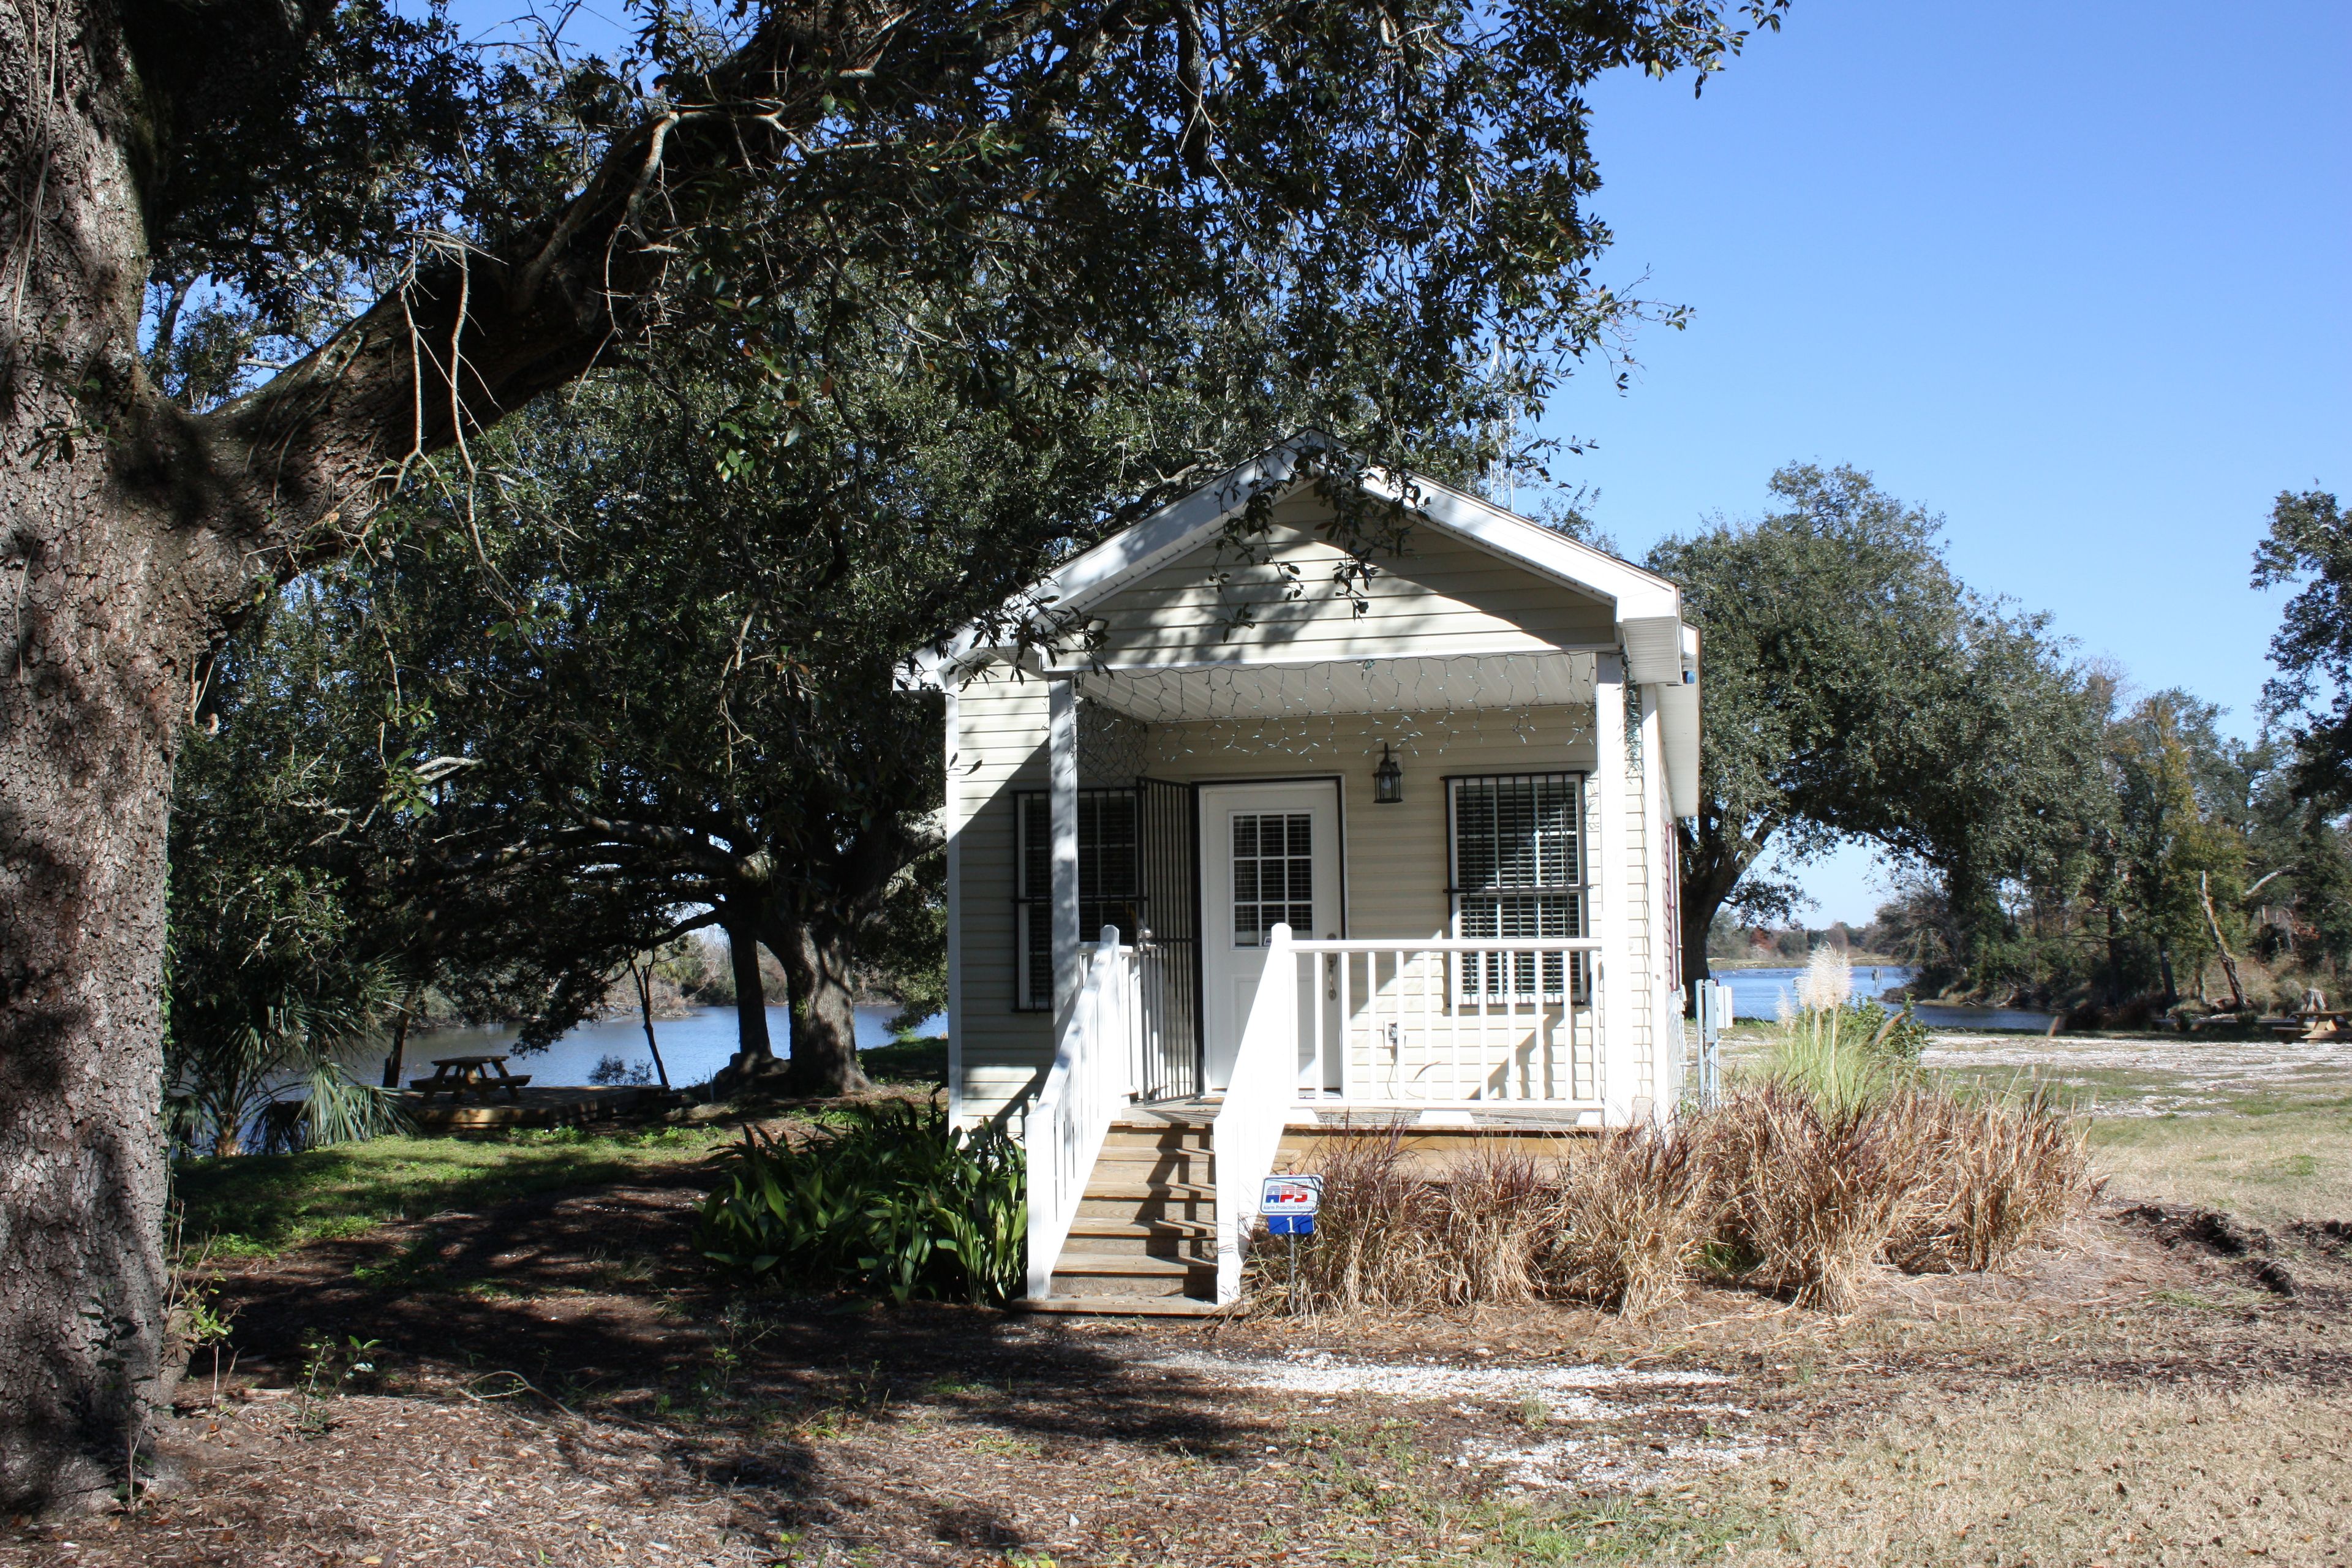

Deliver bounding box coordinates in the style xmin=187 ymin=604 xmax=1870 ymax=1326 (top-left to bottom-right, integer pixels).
xmin=167 ymin=982 xmax=410 ymax=1158
xmin=697 ymin=1099 xmax=1025 ymax=1305
xmin=164 ymin=594 xmax=413 ymax=1159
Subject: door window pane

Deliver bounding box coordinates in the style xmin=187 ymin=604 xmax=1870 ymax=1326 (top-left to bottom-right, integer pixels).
xmin=1232 ymin=811 xmax=1313 ymax=947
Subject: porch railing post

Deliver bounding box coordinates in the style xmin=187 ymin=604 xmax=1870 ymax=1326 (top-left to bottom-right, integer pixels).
xmin=1047 ymin=676 xmax=1082 ymax=1027
xmin=1593 ymin=652 xmax=1634 ymax=1126
xmin=1211 ymin=922 xmax=1300 ymax=1304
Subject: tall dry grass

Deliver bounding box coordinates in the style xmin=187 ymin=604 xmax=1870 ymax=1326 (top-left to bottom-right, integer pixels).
xmin=1882 ymin=1085 xmax=2097 ymax=1272
xmin=1273 ymin=1128 xmax=1556 ymax=1311
xmin=1700 ymin=1082 xmax=1932 ymax=1311
xmin=1254 ymin=1080 xmax=2095 ymax=1318
xmin=1541 ymin=1123 xmax=1709 ymax=1317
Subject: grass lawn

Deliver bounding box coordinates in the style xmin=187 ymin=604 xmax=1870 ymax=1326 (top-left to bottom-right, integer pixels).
xmin=59 ymin=1021 xmax=2345 ymax=1567
xmin=858 ymin=1035 xmax=948 ymax=1085
xmin=1723 ymin=1023 xmax=2352 ymax=1227
xmin=1913 ymin=1029 xmax=2352 ymax=1227
xmin=1449 ymin=1379 xmax=2352 ymax=1566
xmin=172 ymin=1125 xmax=730 ymax=1258
xmin=173 ymin=1038 xmax=947 ymax=1260
xmin=2088 ymin=1098 xmax=2352 ymax=1226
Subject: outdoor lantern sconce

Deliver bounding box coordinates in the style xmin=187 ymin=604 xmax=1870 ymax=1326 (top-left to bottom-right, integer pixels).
xmin=1373 ymin=743 xmax=1404 ymax=804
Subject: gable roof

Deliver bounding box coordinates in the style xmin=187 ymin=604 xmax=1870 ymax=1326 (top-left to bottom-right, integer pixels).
xmin=911 ymin=432 xmax=1690 ymax=687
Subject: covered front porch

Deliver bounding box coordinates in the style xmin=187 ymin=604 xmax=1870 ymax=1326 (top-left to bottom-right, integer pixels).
xmin=1017 ymin=646 xmax=1677 ymax=1310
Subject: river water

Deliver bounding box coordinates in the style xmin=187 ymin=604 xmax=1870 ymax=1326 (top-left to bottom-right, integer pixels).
xmin=1713 ymin=965 xmax=2055 ymax=1033
xmin=393 ymin=1004 xmax=946 ymax=1090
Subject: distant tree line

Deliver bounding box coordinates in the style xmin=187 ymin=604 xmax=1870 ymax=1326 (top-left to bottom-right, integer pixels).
xmin=1672 ymin=479 xmax=2352 ymax=1020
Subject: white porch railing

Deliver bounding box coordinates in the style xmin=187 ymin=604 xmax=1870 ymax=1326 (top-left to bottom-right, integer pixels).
xmin=1024 ymin=927 xmax=1137 ymax=1300
xmin=1289 ymin=938 xmax=1605 ymax=1106
xmin=1211 ymin=922 xmax=1302 ymax=1303
xmin=1211 ymin=930 xmax=1607 ymax=1304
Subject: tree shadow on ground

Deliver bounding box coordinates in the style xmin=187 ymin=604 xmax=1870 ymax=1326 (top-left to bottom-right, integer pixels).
xmin=205 ymin=1164 xmax=1261 ymax=1558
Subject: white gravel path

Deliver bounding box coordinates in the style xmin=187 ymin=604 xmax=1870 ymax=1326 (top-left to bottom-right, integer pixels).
xmin=1140 ymin=1347 xmax=1726 ymax=1408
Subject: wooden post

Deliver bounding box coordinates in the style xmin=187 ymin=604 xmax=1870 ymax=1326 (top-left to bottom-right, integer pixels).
xmin=1593 ymin=654 xmax=1632 ymax=1126
xmin=1049 ymin=676 xmax=1083 ymax=1027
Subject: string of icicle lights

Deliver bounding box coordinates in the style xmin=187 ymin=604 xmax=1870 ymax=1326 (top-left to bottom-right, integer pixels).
xmin=1072 ymin=653 xmax=1600 ymax=779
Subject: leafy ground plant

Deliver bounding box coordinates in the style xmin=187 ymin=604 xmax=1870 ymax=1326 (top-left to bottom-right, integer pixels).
xmin=696 ymin=1099 xmax=1024 ymax=1305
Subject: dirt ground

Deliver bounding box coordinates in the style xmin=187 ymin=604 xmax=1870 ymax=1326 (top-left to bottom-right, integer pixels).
xmin=9 ymin=1038 xmax=2352 ymax=1567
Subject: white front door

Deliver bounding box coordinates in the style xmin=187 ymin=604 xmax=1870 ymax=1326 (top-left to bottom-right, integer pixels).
xmin=1200 ymin=781 xmax=1342 ymax=1092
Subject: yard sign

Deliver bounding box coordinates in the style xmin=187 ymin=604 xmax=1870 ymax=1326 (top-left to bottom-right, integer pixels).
xmin=1261 ymin=1175 xmax=1322 ymax=1215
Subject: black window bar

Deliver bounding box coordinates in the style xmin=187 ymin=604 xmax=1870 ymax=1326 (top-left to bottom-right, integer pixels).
xmin=1014 ymin=788 xmax=1144 ymax=1012
xmin=1447 ymin=772 xmax=1589 ymax=1002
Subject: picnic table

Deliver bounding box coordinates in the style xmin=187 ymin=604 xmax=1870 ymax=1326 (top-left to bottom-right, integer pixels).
xmin=2267 ymin=1011 xmax=2348 ymax=1042
xmin=409 ymin=1055 xmax=533 ymax=1103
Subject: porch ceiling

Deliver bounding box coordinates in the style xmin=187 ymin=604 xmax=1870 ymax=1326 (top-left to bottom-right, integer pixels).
xmin=1070 ymin=650 xmax=1597 ymax=723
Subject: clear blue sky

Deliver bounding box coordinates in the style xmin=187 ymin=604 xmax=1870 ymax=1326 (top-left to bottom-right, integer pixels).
xmin=1537 ymin=0 xmax=2351 ymax=925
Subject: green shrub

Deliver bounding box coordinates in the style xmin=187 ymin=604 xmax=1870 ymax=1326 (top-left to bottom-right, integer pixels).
xmin=1847 ymin=997 xmax=1931 ymax=1067
xmin=1757 ymin=998 xmax=1929 ymax=1120
xmin=695 ymin=1099 xmax=1025 ymax=1305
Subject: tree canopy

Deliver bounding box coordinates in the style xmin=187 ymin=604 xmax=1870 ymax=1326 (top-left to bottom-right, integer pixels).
xmin=1650 ymin=464 xmax=2100 ymax=989
xmin=2253 ymin=489 xmax=2352 ymax=802
xmin=4 ymin=0 xmax=1792 ymax=1504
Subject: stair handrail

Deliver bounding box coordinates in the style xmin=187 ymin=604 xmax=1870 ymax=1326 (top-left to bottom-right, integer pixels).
xmin=1024 ymin=926 xmax=1134 ymax=1300
xmin=1211 ymin=921 xmax=1302 ymax=1304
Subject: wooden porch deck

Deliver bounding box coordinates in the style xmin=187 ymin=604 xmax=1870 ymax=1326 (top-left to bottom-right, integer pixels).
xmin=1128 ymin=1095 xmax=1600 ymax=1170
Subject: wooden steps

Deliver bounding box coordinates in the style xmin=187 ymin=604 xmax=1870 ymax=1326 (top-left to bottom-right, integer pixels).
xmin=1025 ymin=1115 xmax=1221 ymax=1313
xmin=1015 ymin=1294 xmax=1223 ymax=1317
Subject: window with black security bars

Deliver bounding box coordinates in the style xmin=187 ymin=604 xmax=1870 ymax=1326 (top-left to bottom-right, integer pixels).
xmin=1448 ymin=773 xmax=1588 ymax=1001
xmin=1014 ymin=789 xmax=1144 ymax=1011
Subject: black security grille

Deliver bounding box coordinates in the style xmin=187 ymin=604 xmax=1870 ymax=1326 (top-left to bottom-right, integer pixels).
xmin=1134 ymin=778 xmax=1201 ymax=1099
xmin=1012 ymin=782 xmax=1201 ymax=1098
xmin=1014 ymin=789 xmax=1141 ymax=1011
xmin=1449 ymin=773 xmax=1588 ymax=1000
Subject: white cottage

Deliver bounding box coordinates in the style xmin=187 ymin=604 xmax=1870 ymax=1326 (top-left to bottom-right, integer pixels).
xmin=913 ymin=436 xmax=1701 ymax=1313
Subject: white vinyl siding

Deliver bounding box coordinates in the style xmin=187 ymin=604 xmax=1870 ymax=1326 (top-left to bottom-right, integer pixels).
xmin=1079 ymin=498 xmax=1617 ymax=667
xmin=1136 ymin=706 xmax=1599 ymax=947
xmin=1624 ymin=712 xmax=1653 ymax=1104
xmin=949 ymin=486 xmax=1671 ymax=1126
xmin=949 ymin=663 xmax=1055 ymax=1123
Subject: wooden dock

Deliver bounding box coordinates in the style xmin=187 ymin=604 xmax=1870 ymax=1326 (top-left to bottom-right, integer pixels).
xmin=396 ymin=1084 xmax=673 ymax=1133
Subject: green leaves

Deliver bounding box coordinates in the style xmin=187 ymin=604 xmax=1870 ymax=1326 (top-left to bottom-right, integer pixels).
xmin=1657 ymin=463 xmax=2107 ymax=978
xmin=696 ymin=1101 xmax=1026 ymax=1305
xmin=2252 ymin=489 xmax=2352 ymax=803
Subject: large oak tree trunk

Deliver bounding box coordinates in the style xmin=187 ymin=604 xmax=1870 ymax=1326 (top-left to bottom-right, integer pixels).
xmin=0 ymin=0 xmax=927 ymax=1507
xmin=0 ymin=0 xmax=223 ymax=1504
xmin=0 ymin=487 xmax=196 ymax=1505
xmin=774 ymin=917 xmax=873 ymax=1097
xmin=1675 ymin=821 xmax=1759 ymax=1014
xmin=726 ymin=926 xmax=775 ymax=1061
